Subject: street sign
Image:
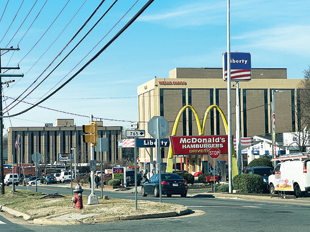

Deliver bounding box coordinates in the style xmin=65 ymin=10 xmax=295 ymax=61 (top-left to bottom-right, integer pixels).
xmin=148 ymin=116 xmax=169 ymax=139
xmin=58 ymin=153 xmax=73 ymax=162
xmin=32 ymin=152 xmax=41 ymax=163
xmin=209 ymin=147 xmax=220 ymax=159
xmin=131 ymin=122 xmax=138 ymax=130
xmin=135 ymin=138 xmax=169 ymax=147
xmin=95 ymin=138 xmax=109 ymax=152
xmin=126 ymin=130 xmax=145 ymax=138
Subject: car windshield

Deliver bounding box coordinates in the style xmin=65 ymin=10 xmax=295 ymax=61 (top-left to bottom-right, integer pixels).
xmin=253 ymin=168 xmax=273 ymax=176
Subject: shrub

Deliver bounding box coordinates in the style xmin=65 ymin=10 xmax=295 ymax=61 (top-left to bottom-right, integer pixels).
xmin=177 ymin=172 xmax=194 ymax=185
xmin=105 ymin=177 xmax=112 ymax=185
xmin=217 ymin=184 xmax=229 ymax=192
xmin=248 ymin=157 xmax=273 ymax=168
xmin=233 ymin=174 xmax=263 ymax=193
xmin=108 ymin=179 xmax=121 ymax=186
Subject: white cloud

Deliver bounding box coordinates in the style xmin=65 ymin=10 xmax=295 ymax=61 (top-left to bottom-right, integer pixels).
xmin=233 ymin=25 xmax=310 ymax=56
xmin=139 ymin=1 xmax=226 ymax=27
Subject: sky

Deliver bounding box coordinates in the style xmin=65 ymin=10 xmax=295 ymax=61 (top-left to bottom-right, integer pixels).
xmin=0 ymin=0 xmax=309 ymax=134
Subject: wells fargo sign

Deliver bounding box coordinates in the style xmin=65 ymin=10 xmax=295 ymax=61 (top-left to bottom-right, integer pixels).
xmin=170 ymin=135 xmax=228 ymax=155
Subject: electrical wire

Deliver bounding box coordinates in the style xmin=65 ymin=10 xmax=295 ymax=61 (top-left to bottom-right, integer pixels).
xmin=0 ymin=0 xmax=24 ymax=45
xmin=3 ymin=0 xmax=48 ymax=71
xmin=2 ymin=0 xmax=155 ymax=119
xmin=3 ymin=0 xmax=110 ymax=112
xmin=17 ymin=0 xmax=70 ymax=65
xmin=4 ymin=0 xmax=38 ymax=49
xmin=0 ymin=0 xmax=9 ymax=23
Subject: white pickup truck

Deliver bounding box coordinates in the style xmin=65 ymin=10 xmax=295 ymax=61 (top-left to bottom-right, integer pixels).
xmin=268 ymin=154 xmax=310 ymax=197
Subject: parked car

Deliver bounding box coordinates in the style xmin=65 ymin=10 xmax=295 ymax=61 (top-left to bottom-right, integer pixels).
xmin=4 ymin=173 xmax=19 ymax=186
xmin=28 ymin=179 xmax=41 ymax=186
xmin=54 ymin=173 xmax=61 ymax=183
xmin=243 ymin=166 xmax=273 ymax=190
xmin=126 ymin=170 xmax=142 ymax=186
xmin=193 ymin=171 xmax=202 ymax=177
xmin=141 ymin=173 xmax=188 ymax=197
xmin=44 ymin=175 xmax=57 ymax=185
xmin=60 ymin=171 xmax=74 ymax=183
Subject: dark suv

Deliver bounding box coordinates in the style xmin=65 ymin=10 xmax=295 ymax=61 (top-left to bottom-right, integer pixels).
xmin=126 ymin=171 xmax=142 ymax=186
xmin=243 ymin=166 xmax=273 ymax=190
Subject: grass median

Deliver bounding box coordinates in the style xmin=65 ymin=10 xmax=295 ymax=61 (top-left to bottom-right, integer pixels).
xmin=0 ymin=187 xmax=187 ymax=221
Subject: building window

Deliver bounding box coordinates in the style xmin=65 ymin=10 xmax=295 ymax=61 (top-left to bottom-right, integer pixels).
xmin=216 ymin=89 xmax=220 ymax=135
xmin=160 ymin=89 xmax=164 ymax=116
xmin=243 ymin=89 xmax=247 ymax=137
xmin=187 ymin=89 xmax=191 ymax=136
xmin=210 ymin=89 xmax=214 ymax=135
xmin=291 ymin=89 xmax=295 ymax=131
xmin=264 ymin=89 xmax=268 ymax=134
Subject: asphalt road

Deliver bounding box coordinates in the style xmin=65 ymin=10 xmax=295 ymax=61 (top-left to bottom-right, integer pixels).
xmin=2 ymin=184 xmax=310 ymax=231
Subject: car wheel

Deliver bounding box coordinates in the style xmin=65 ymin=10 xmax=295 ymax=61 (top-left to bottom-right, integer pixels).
xmin=181 ymin=192 xmax=187 ymax=197
xmin=154 ymin=187 xmax=159 ymax=197
xmin=141 ymin=187 xmax=147 ymax=197
xmin=294 ymin=183 xmax=304 ymax=198
xmin=167 ymin=194 xmax=172 ymax=197
xmin=269 ymin=183 xmax=275 ymax=194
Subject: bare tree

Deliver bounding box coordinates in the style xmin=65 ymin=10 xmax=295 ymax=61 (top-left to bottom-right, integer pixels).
xmin=298 ymin=66 xmax=310 ymax=130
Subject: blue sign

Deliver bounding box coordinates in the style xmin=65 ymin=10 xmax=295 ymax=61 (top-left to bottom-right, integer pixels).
xmin=223 ymin=52 xmax=251 ymax=81
xmin=135 ymin=138 xmax=170 ymax=148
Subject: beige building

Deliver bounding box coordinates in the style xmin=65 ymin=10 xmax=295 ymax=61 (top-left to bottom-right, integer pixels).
xmin=7 ymin=119 xmax=122 ymax=166
xmin=137 ymin=68 xmax=303 ymax=173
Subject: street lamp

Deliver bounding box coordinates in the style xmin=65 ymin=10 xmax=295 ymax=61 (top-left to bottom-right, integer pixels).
xmin=71 ymin=147 xmax=77 ymax=178
xmin=271 ymin=89 xmax=282 ymax=166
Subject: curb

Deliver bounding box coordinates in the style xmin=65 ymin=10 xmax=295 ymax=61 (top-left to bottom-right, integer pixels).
xmin=1 ymin=204 xmax=189 ymax=225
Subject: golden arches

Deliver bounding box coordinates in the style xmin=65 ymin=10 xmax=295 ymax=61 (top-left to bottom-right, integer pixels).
xmin=166 ymin=105 xmax=238 ymax=178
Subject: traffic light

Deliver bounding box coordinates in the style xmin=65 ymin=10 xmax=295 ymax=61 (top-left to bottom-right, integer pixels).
xmin=82 ymin=122 xmax=98 ymax=146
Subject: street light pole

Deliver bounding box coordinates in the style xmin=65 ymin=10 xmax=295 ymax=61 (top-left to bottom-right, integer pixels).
xmin=71 ymin=147 xmax=77 ymax=179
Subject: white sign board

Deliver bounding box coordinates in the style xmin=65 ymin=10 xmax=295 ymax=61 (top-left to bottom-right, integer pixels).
xmin=126 ymin=130 xmax=145 ymax=137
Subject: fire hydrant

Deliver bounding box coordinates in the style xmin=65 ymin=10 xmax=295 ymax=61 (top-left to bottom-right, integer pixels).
xmin=72 ymin=184 xmax=83 ymax=210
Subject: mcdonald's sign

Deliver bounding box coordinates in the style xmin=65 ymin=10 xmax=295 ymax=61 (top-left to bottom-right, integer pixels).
xmin=170 ymin=135 xmax=229 ymax=155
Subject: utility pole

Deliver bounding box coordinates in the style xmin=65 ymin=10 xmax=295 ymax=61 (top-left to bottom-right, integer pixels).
xmin=0 ymin=46 xmax=24 ymax=195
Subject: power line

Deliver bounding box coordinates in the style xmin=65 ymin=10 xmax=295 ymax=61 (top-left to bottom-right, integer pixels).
xmin=2 ymin=0 xmax=155 ymax=119
xmin=0 ymin=0 xmax=10 ymax=23
xmin=3 ymin=0 xmax=111 ymax=112
xmin=0 ymin=0 xmax=24 ymax=44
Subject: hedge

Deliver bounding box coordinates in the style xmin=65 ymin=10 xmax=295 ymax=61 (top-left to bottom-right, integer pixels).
xmin=198 ymin=173 xmax=214 ymax=183
xmin=248 ymin=157 xmax=273 ymax=168
xmin=233 ymin=174 xmax=263 ymax=193
xmin=176 ymin=172 xmax=194 ymax=185
xmin=108 ymin=179 xmax=121 ymax=186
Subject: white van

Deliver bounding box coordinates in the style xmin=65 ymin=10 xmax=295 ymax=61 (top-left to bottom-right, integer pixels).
xmin=60 ymin=171 xmax=74 ymax=183
xmin=268 ymin=154 xmax=310 ymax=197
xmin=4 ymin=173 xmax=19 ymax=186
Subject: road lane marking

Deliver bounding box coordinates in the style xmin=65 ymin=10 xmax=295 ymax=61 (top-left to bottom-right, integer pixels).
xmin=0 ymin=220 xmax=6 ymax=224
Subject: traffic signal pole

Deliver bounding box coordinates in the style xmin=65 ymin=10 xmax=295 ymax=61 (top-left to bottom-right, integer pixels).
xmin=86 ymin=115 xmax=98 ymax=205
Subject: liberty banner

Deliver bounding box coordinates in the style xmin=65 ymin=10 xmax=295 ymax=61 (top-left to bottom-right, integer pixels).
xmin=170 ymin=135 xmax=229 ymax=155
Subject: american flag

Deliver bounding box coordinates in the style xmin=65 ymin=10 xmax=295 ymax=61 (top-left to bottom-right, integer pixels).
xmin=118 ymin=139 xmax=135 ymax=148
xmin=224 ymin=69 xmax=251 ymax=81
xmin=233 ymin=137 xmax=253 ymax=147
xmin=15 ymin=137 xmax=21 ymax=148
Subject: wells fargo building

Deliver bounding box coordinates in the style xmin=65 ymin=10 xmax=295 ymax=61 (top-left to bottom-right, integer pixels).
xmin=7 ymin=119 xmax=122 ymax=166
xmin=137 ymin=68 xmax=302 ymax=173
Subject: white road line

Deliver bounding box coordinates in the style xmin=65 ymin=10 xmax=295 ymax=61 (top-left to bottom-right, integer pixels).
xmin=0 ymin=220 xmax=6 ymax=224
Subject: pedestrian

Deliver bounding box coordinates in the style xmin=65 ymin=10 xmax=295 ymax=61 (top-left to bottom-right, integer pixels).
xmin=95 ymin=174 xmax=100 ymax=189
